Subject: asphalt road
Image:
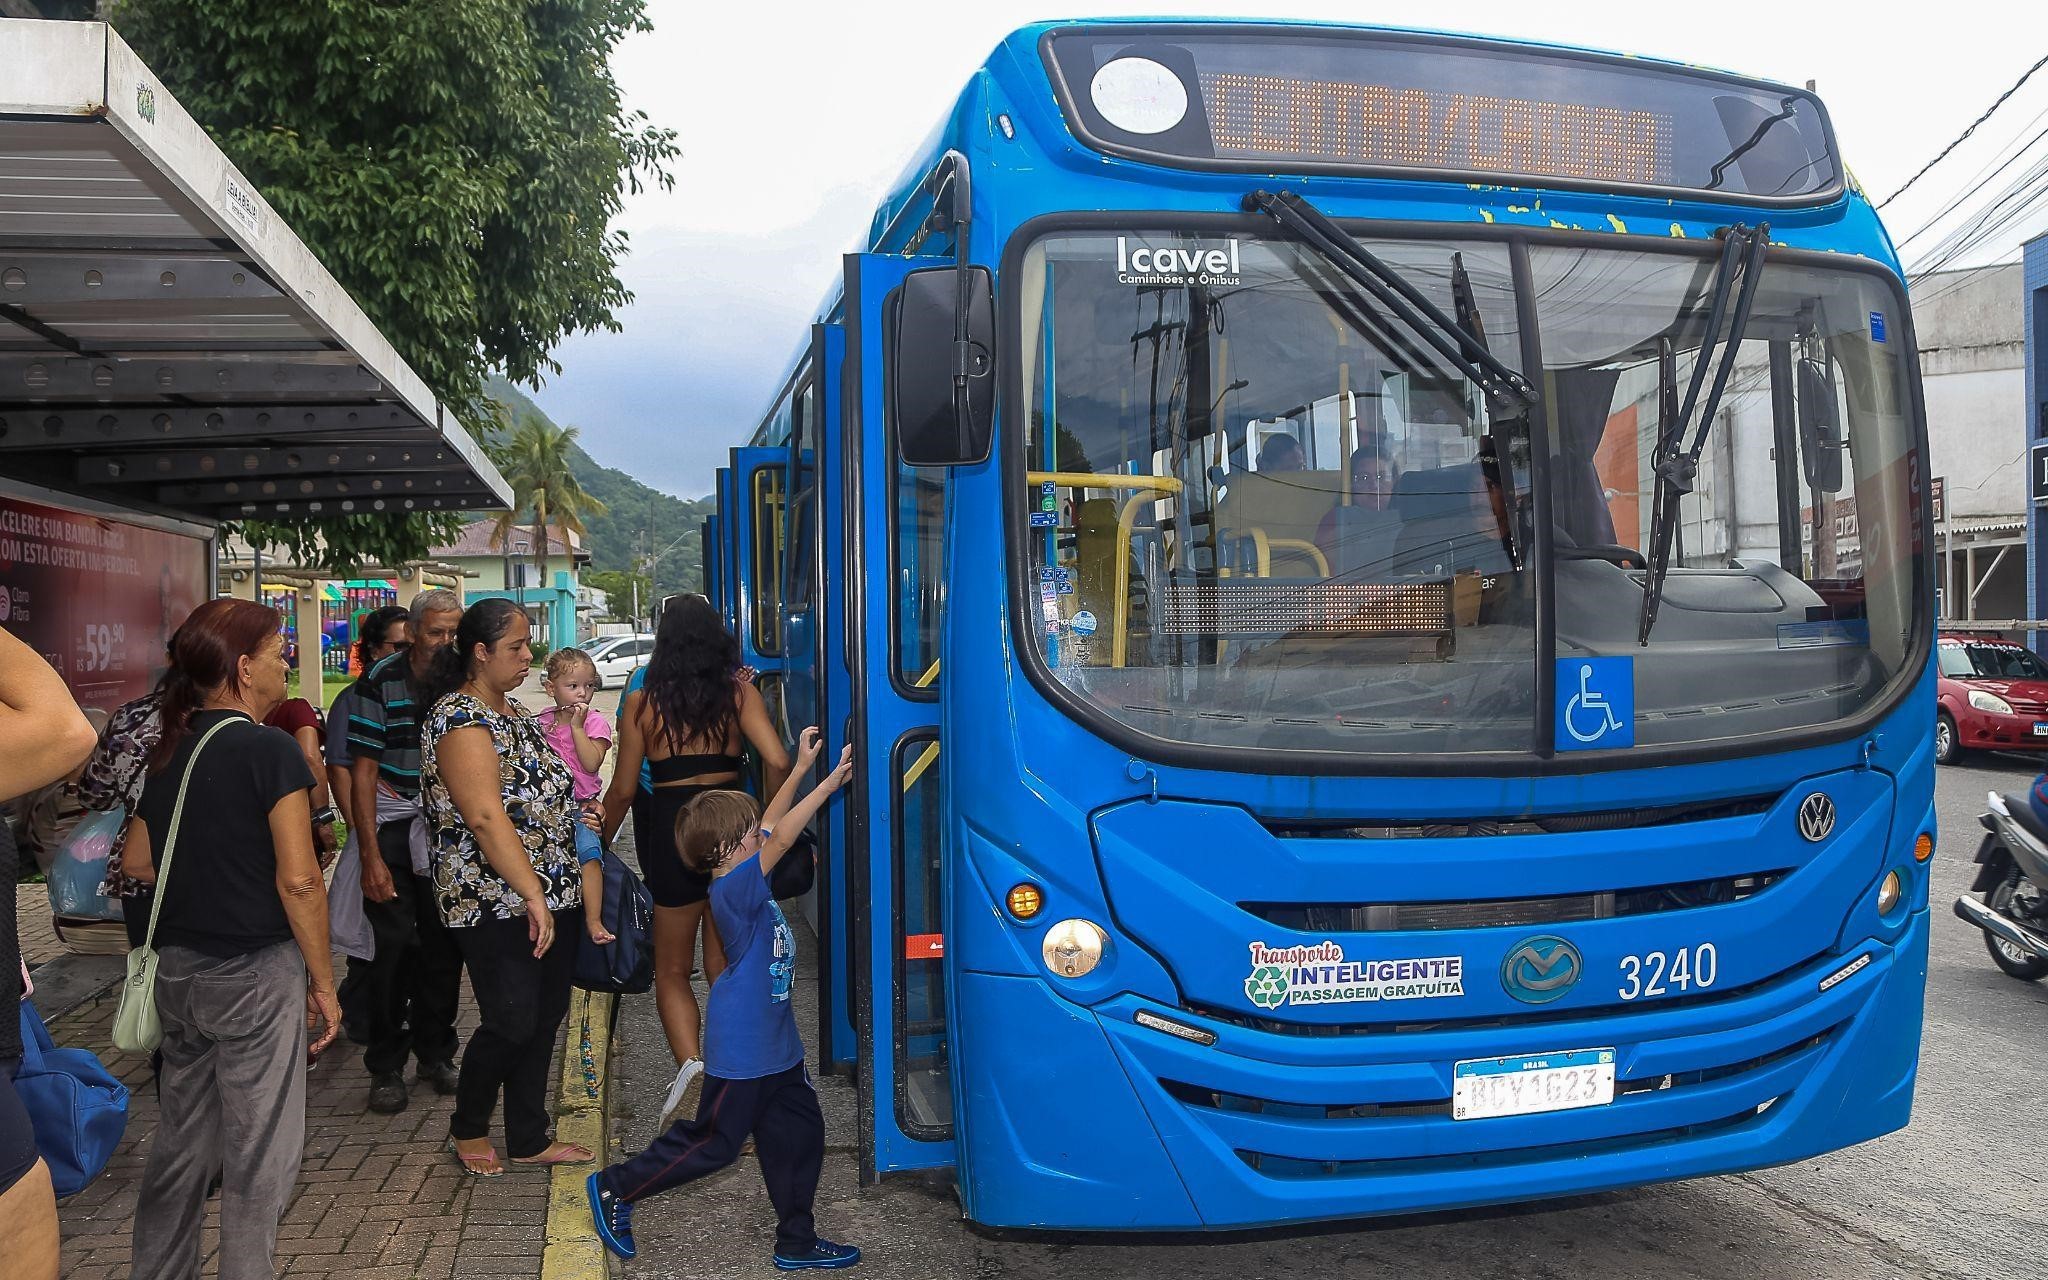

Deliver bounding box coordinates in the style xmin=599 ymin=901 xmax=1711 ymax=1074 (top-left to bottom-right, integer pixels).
xmin=607 ymin=756 xmax=2048 ymax=1279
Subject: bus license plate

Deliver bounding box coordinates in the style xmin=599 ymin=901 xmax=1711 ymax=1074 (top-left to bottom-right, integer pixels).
xmin=1452 ymin=1048 xmax=1615 ymax=1121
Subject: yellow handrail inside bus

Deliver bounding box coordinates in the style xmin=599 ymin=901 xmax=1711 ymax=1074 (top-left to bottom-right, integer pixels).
xmin=1025 ymin=472 xmax=1184 ymax=668
xmin=914 ymin=659 xmax=940 ymax=689
xmin=903 ymin=741 xmax=940 ymax=791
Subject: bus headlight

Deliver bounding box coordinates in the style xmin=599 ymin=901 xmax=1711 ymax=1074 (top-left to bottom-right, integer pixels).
xmin=1877 ymin=870 xmax=1903 ymax=915
xmin=1969 ymin=690 xmax=2014 ymax=715
xmin=1042 ymin=919 xmax=1108 ymax=978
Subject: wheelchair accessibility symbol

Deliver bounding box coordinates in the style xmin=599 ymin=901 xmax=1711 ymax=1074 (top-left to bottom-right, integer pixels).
xmin=1555 ymin=657 xmax=1634 ymax=751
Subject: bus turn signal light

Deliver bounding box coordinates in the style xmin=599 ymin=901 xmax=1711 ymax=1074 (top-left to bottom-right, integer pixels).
xmin=1007 ymin=883 xmax=1044 ymax=920
xmin=1914 ymin=834 xmax=1934 ymax=862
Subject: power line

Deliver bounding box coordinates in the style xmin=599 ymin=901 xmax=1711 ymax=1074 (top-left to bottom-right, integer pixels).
xmin=1877 ymin=51 xmax=2048 ymax=209
xmin=1895 ymin=119 xmax=2048 ymax=250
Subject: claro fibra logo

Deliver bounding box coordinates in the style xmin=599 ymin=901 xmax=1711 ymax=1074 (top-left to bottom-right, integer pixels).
xmin=1500 ymin=935 xmax=1582 ymax=1004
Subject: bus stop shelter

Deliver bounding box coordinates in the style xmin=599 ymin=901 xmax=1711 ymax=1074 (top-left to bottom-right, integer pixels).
xmin=0 ymin=18 xmax=508 ymax=525
xmin=0 ymin=18 xmax=510 ymax=710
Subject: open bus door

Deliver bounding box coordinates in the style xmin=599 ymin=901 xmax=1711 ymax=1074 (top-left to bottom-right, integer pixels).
xmin=700 ymin=514 xmax=722 ymax=618
xmin=730 ymin=445 xmax=789 ymax=736
xmin=711 ymin=466 xmax=737 ymax=632
xmin=776 ymin=323 xmax=859 ymax=1071
xmin=843 ymin=252 xmax=957 ymax=1179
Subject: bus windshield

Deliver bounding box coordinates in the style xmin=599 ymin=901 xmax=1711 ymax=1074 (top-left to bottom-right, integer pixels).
xmin=1014 ymin=229 xmax=1924 ymax=761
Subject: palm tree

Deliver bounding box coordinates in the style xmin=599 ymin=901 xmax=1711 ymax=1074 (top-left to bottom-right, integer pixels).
xmin=491 ymin=414 xmax=605 ymax=644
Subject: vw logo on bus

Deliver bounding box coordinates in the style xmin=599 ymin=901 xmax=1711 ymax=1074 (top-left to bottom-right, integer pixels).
xmin=1798 ymin=792 xmax=1837 ymax=842
xmin=1501 ymin=936 xmax=1583 ymax=1004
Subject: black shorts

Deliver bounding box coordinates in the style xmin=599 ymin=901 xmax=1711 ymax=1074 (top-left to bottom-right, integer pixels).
xmin=635 ymin=786 xmax=716 ymax=909
xmin=0 ymin=1060 xmax=38 ymax=1196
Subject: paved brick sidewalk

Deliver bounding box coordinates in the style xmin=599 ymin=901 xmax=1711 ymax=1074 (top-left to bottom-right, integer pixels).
xmin=17 ymin=880 xmax=60 ymax=967
xmin=47 ymin=960 xmax=581 ymax=1278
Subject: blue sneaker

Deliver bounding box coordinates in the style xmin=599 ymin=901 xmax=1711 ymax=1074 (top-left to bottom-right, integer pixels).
xmin=586 ymin=1172 xmax=636 ymax=1259
xmin=774 ymin=1238 xmax=861 ymax=1270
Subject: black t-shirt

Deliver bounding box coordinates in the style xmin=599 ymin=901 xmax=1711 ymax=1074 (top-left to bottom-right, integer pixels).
xmin=136 ymin=709 xmax=314 ymax=958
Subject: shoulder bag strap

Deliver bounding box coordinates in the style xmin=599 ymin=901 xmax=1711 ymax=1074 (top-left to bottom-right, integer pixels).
xmin=140 ymin=716 xmax=239 ymax=950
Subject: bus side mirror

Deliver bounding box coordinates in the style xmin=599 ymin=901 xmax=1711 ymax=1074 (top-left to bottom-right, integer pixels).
xmin=1797 ymin=356 xmax=1844 ymax=493
xmin=889 ymin=265 xmax=994 ymax=467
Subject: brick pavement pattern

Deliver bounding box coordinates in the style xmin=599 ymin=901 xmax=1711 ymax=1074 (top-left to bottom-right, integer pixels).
xmin=17 ymin=880 xmax=59 ymax=968
xmin=47 ymin=957 xmax=577 ymax=1278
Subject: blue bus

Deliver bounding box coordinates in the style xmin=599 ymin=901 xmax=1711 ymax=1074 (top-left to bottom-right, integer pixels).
xmin=718 ymin=20 xmax=1934 ymax=1231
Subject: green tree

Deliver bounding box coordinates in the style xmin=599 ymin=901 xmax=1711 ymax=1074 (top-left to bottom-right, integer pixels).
xmin=111 ymin=0 xmax=678 ymax=569
xmin=583 ymin=568 xmax=653 ymax=623
xmin=492 ymin=416 xmax=606 ymax=637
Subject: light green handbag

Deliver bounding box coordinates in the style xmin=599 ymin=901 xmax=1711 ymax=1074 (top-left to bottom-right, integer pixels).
xmin=112 ymin=717 xmax=235 ymax=1055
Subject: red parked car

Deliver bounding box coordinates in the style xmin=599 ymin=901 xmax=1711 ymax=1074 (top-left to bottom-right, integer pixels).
xmin=1936 ymin=632 xmax=2048 ymax=764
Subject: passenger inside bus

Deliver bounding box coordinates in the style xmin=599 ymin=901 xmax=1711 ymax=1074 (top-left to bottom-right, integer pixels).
xmin=1315 ymin=444 xmax=1401 ymax=574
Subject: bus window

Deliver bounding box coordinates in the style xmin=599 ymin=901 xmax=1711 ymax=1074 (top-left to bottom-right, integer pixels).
xmin=892 ymin=460 xmax=944 ymax=693
xmin=1533 ymin=245 xmax=1921 ymax=749
xmin=750 ymin=467 xmax=786 ymax=656
xmin=894 ymin=730 xmax=949 ymax=1138
xmin=1016 ymin=231 xmax=1534 ymax=755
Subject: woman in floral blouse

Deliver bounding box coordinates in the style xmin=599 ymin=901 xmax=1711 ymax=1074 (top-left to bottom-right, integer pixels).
xmin=419 ymin=599 xmax=591 ymax=1177
xmin=78 ymin=685 xmax=164 ymax=945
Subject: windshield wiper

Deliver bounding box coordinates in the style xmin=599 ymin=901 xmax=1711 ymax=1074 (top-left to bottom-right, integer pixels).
xmin=1244 ymin=190 xmax=1537 ymax=417
xmin=1637 ymin=223 xmax=1771 ymax=644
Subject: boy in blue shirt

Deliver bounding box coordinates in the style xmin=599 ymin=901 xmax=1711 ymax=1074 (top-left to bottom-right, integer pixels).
xmin=588 ymin=727 xmax=857 ymax=1271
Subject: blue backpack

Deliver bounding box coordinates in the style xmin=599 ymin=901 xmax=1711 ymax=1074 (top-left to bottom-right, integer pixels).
xmin=13 ymin=998 xmax=129 ymax=1197
xmin=575 ymin=849 xmax=655 ymax=996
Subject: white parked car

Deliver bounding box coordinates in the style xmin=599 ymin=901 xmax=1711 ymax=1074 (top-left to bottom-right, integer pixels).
xmin=584 ymin=634 xmax=655 ymax=689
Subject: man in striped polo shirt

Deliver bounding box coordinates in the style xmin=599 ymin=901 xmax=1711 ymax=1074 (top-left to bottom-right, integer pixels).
xmin=347 ymin=589 xmax=465 ymax=1114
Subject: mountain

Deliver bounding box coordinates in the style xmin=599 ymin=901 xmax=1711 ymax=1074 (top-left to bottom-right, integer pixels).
xmin=485 ymin=377 xmax=713 ymax=600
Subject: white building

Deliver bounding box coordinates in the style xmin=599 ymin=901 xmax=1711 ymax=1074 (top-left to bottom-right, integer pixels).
xmin=1914 ymin=264 xmax=2025 ymax=622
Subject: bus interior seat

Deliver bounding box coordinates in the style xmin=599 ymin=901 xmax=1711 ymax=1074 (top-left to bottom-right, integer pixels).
xmin=1389 ymin=463 xmax=1514 ymax=578
xmin=1326 ymin=505 xmax=1403 ymax=580
xmin=1215 ymin=469 xmax=1346 ymax=576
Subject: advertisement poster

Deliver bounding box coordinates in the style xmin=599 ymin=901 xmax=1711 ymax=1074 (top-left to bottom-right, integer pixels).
xmin=0 ymin=493 xmax=210 ymax=712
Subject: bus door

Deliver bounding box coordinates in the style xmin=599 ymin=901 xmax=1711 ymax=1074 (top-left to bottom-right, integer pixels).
xmin=700 ymin=514 xmax=722 ymax=619
xmin=779 ymin=323 xmax=860 ymax=1071
xmin=711 ymin=465 xmax=738 ymax=633
xmin=731 ymin=445 xmax=789 ymax=733
xmin=845 ymin=252 xmax=956 ymax=1178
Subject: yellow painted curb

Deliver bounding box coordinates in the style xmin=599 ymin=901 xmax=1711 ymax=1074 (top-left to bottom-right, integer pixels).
xmin=542 ymin=987 xmax=616 ymax=1279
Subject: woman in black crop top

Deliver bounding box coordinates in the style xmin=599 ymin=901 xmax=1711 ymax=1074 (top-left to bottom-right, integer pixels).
xmin=601 ymin=595 xmax=790 ymax=1117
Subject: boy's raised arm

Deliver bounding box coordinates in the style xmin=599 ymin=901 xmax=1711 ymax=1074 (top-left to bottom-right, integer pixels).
xmin=761 ymin=744 xmax=854 ymax=877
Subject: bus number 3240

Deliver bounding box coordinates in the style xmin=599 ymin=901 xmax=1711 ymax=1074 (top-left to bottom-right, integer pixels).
xmin=1618 ymin=944 xmax=1719 ymax=1001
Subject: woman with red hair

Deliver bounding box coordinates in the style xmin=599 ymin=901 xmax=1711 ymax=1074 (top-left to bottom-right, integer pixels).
xmin=119 ymin=598 xmax=342 ymax=1280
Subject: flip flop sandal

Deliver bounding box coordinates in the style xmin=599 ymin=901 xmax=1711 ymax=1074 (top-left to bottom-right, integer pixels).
xmin=447 ymin=1138 xmax=506 ymax=1178
xmin=510 ymin=1142 xmax=596 ymax=1168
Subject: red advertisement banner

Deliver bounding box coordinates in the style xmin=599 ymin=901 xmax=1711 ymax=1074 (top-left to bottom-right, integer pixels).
xmin=0 ymin=493 xmax=210 ymax=712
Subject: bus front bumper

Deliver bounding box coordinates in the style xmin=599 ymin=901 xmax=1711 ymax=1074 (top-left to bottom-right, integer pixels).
xmin=952 ymin=910 xmax=1927 ymax=1231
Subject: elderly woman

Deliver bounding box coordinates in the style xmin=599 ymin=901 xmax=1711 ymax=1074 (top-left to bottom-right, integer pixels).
xmin=120 ymin=599 xmax=341 ymax=1280
xmin=419 ymin=599 xmax=590 ymax=1177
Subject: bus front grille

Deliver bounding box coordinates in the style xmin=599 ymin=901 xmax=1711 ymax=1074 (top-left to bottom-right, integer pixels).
xmin=1240 ymin=870 xmax=1788 ymax=934
xmin=1161 ymin=1030 xmax=1830 ymax=1124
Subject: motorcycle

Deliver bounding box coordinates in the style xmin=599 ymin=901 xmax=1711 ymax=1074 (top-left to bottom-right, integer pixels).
xmin=1953 ymin=790 xmax=2048 ymax=981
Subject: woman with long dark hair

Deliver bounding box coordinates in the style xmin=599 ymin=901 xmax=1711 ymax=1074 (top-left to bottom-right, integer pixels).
xmin=601 ymin=594 xmax=789 ymax=1120
xmin=419 ymin=600 xmax=589 ymax=1176
xmin=121 ymin=599 xmax=340 ymax=1280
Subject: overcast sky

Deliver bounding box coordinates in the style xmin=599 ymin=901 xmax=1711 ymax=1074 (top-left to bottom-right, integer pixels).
xmin=530 ymin=1 xmax=2048 ymax=499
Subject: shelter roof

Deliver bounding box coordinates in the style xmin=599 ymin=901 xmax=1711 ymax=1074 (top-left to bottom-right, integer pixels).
xmin=0 ymin=19 xmax=511 ymax=522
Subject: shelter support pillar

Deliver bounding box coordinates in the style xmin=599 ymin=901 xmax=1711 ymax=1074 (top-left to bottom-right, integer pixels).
xmin=296 ymin=584 xmax=325 ymax=708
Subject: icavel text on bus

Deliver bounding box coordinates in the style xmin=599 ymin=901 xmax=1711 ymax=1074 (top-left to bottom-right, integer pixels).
xmin=719 ymin=19 xmax=1935 ymax=1232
